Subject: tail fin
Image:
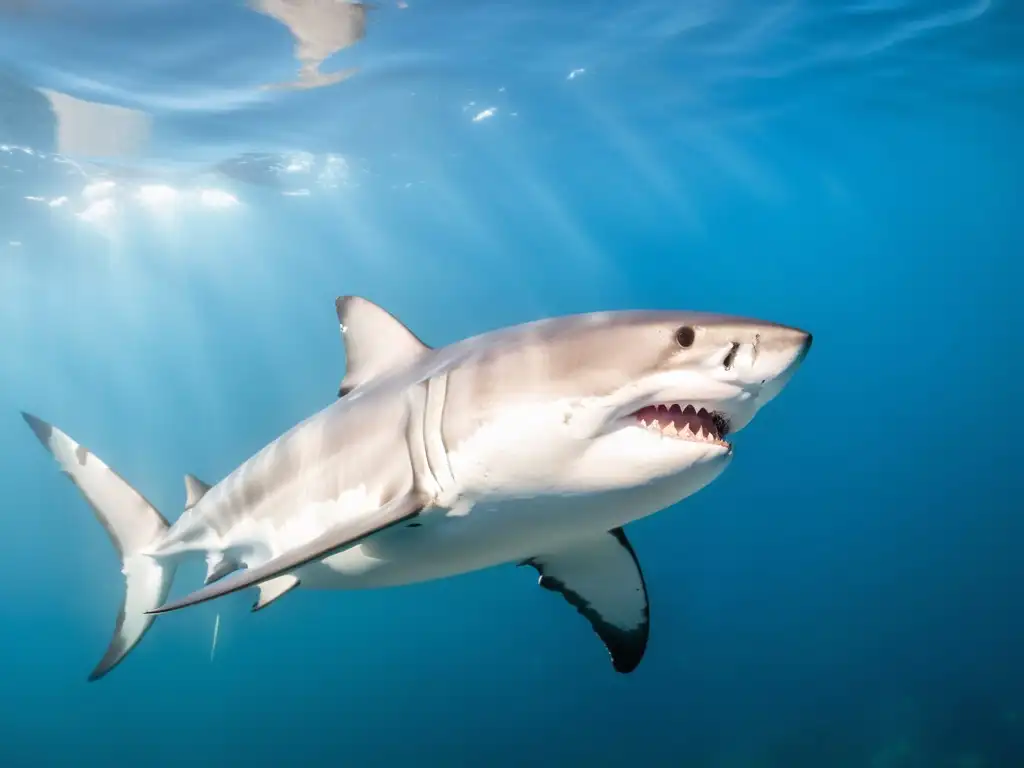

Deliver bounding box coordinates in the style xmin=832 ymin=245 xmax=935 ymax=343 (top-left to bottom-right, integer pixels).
xmin=21 ymin=412 xmax=176 ymax=681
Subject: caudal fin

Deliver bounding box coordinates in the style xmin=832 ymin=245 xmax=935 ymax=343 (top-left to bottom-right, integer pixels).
xmin=21 ymin=412 xmax=176 ymax=681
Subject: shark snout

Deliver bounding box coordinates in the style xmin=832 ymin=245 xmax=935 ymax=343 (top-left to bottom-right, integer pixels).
xmin=755 ymin=327 xmax=812 ymax=405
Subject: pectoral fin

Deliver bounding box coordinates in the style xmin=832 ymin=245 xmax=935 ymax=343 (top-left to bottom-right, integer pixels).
xmin=522 ymin=528 xmax=650 ymax=674
xmin=147 ymin=491 xmax=428 ymax=615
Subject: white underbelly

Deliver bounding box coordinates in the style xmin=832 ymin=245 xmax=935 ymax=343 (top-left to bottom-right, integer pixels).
xmin=295 ymin=471 xmax=708 ymax=590
xmin=294 ymin=511 xmax=555 ymax=590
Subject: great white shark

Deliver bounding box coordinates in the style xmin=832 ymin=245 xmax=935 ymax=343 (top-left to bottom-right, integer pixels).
xmin=22 ymin=296 xmax=812 ymax=680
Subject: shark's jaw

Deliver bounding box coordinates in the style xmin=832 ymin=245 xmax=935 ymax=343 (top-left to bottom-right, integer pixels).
xmin=626 ymin=403 xmax=732 ymax=450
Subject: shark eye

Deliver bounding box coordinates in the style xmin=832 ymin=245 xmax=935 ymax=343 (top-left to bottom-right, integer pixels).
xmin=674 ymin=326 xmax=696 ymax=348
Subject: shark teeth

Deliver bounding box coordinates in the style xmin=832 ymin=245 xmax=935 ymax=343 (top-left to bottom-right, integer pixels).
xmin=633 ymin=404 xmax=730 ymax=448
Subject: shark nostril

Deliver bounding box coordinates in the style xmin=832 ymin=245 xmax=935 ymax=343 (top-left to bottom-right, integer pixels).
xmin=723 ymin=342 xmax=740 ymax=370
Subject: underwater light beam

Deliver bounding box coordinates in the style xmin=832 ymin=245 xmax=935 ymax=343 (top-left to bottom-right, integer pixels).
xmin=198 ymin=188 xmax=239 ymax=208
xmin=137 ymin=184 xmax=179 ymax=208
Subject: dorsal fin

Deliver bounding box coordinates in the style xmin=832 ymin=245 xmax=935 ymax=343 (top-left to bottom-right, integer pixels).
xmin=335 ymin=296 xmax=430 ymax=397
xmin=184 ymin=474 xmax=212 ymax=510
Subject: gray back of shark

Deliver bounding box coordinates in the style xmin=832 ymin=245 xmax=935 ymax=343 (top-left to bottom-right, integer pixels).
xmin=21 ymin=295 xmax=811 ymax=680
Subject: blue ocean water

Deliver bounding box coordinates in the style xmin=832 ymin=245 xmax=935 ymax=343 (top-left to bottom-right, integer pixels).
xmin=1 ymin=0 xmax=1021 ymax=765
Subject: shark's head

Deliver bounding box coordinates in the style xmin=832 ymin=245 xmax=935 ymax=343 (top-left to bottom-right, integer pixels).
xmin=334 ymin=298 xmax=812 ymax=516
xmin=555 ymin=310 xmax=812 ymax=493
xmin=434 ymin=309 xmax=812 ymax=505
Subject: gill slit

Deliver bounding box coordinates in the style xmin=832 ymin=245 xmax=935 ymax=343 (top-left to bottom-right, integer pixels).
xmin=424 ymin=374 xmax=456 ymax=497
xmin=405 ymin=384 xmax=438 ymax=502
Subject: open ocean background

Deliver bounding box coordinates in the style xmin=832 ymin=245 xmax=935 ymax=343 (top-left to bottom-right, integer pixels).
xmin=1 ymin=0 xmax=1022 ymax=765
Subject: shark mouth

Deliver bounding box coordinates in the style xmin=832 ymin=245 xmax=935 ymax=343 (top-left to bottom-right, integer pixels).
xmin=631 ymin=404 xmax=731 ymax=448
